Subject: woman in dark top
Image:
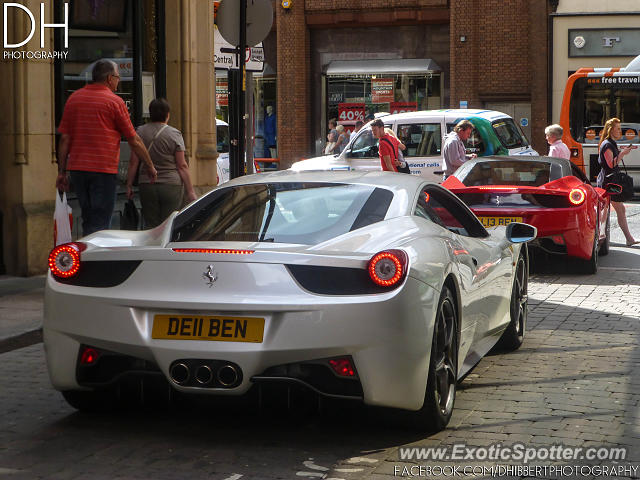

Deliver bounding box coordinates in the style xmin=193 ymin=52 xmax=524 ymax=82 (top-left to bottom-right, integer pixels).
xmin=598 ymin=117 xmax=638 ymax=246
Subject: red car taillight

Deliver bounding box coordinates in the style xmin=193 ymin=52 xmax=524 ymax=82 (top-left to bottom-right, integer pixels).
xmin=569 ymin=188 xmax=586 ymax=205
xmin=367 ymin=249 xmax=408 ymax=287
xmin=48 ymin=242 xmax=84 ymax=278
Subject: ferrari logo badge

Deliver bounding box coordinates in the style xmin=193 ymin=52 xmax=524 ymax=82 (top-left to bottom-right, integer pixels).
xmin=202 ymin=265 xmax=218 ymax=287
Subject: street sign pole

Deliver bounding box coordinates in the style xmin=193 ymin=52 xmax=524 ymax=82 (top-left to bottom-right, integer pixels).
xmin=216 ymin=0 xmax=272 ymax=180
xmin=229 ymin=0 xmax=247 ymax=180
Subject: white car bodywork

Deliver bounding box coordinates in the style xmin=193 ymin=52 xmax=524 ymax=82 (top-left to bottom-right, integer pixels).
xmin=292 ymin=109 xmax=538 ymax=182
xmin=44 ymin=170 xmax=534 ymax=421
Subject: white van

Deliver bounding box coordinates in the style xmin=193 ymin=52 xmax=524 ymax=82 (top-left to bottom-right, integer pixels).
xmin=292 ymin=109 xmax=538 ymax=182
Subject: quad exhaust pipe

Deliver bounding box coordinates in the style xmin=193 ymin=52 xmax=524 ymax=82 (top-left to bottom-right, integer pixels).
xmin=217 ymin=364 xmax=240 ymax=387
xmin=169 ymin=360 xmax=241 ymax=388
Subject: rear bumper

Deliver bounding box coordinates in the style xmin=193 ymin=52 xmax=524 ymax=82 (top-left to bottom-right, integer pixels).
xmin=474 ymin=208 xmax=594 ymax=260
xmin=43 ymin=273 xmax=439 ymax=411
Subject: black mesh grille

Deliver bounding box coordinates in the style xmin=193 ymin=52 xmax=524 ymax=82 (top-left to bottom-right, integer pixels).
xmin=286 ymin=264 xmax=388 ymax=295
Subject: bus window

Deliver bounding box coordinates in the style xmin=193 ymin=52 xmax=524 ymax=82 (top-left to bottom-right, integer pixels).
xmin=569 ymin=77 xmax=640 ymax=144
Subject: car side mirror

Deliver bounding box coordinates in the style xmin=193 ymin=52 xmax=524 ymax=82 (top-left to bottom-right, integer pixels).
xmin=605 ymin=183 xmax=622 ymax=196
xmin=505 ymin=222 xmax=537 ymax=243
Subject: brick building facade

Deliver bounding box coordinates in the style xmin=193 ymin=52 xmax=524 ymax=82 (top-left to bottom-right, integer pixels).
xmin=271 ymin=0 xmax=553 ymax=168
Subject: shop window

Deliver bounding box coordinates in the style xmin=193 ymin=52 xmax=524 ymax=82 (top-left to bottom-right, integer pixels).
xmin=326 ymin=74 xmax=441 ymax=131
xmin=56 ymin=1 xmax=162 ymax=184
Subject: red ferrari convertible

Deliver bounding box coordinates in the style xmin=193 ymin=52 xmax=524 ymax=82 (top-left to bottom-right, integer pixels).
xmin=443 ymin=156 xmax=620 ymax=273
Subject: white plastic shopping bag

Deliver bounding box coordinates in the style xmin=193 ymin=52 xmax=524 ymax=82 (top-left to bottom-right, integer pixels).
xmin=53 ymin=190 xmax=73 ymax=246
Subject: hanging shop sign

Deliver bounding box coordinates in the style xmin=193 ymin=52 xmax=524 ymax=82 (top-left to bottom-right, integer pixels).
xmin=216 ymin=79 xmax=228 ymax=107
xmin=390 ymin=102 xmax=417 ymax=115
xmin=338 ymin=103 xmax=365 ymax=125
xmin=371 ymin=78 xmax=394 ymax=103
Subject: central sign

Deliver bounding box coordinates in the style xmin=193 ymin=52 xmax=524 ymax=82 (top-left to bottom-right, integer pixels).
xmin=214 ymin=26 xmax=264 ymax=72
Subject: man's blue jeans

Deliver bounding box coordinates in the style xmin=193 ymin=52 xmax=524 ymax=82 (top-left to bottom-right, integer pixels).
xmin=70 ymin=171 xmax=117 ymax=236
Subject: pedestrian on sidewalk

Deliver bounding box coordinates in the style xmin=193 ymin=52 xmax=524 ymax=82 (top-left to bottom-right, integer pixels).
xmin=545 ymin=124 xmax=571 ymax=160
xmin=597 ymin=117 xmax=639 ymax=247
xmin=126 ymin=98 xmax=197 ymax=228
xmin=56 ymin=59 xmax=157 ymax=236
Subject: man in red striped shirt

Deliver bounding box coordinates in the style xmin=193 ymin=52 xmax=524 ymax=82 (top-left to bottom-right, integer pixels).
xmin=56 ymin=59 xmax=157 ymax=236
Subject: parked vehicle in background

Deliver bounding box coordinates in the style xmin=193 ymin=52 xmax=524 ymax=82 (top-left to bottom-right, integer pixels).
xmin=292 ymin=109 xmax=537 ymax=182
xmin=559 ymin=54 xmax=640 ymax=188
xmin=443 ymin=156 xmax=621 ymax=274
xmin=216 ymin=118 xmax=230 ymax=185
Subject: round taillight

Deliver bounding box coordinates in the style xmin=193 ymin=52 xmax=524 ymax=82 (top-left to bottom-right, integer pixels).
xmin=48 ymin=243 xmax=82 ymax=278
xmin=368 ymin=249 xmax=408 ymax=287
xmin=569 ymin=188 xmax=586 ymax=205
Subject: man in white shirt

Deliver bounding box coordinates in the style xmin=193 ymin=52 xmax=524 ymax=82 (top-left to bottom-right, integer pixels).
xmin=545 ymin=124 xmax=571 ymax=160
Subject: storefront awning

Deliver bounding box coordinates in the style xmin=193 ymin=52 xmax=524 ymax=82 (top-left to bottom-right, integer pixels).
xmin=324 ymin=58 xmax=441 ymax=76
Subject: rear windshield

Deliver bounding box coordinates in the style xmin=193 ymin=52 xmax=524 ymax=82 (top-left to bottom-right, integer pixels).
xmin=492 ymin=119 xmax=529 ymax=149
xmin=171 ymin=183 xmax=393 ymax=245
xmin=456 ymin=160 xmax=561 ymax=187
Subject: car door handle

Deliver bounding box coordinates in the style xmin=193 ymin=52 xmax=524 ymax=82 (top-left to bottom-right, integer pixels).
xmin=472 ymin=257 xmax=478 ymax=266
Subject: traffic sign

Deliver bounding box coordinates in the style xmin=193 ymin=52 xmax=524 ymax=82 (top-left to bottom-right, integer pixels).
xmin=216 ymin=0 xmax=273 ymax=47
xmin=214 ymin=26 xmax=264 ymax=72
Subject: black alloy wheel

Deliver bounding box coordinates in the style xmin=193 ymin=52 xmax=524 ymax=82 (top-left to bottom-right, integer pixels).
xmin=580 ymin=228 xmax=599 ymax=274
xmin=497 ymin=251 xmax=528 ymax=350
xmin=416 ymin=286 xmax=458 ymax=432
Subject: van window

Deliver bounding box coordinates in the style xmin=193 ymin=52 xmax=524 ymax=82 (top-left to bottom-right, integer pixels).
xmin=397 ymin=123 xmax=441 ymax=157
xmin=492 ymin=119 xmax=528 ymax=149
xmin=348 ymin=128 xmax=378 ymax=158
xmin=446 ymin=123 xmax=486 ymax=156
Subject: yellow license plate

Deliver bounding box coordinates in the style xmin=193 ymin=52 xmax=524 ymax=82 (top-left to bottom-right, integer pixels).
xmin=478 ymin=216 xmax=523 ymax=228
xmin=152 ymin=315 xmax=265 ymax=343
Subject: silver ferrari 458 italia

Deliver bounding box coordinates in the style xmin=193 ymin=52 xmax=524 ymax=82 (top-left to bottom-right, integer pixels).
xmin=44 ymin=170 xmax=536 ymax=431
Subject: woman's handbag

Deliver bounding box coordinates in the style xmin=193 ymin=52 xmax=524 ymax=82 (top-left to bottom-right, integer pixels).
xmin=53 ymin=190 xmax=73 ymax=246
xmin=396 ymin=162 xmax=411 ymax=174
xmin=606 ymin=158 xmax=634 ymax=202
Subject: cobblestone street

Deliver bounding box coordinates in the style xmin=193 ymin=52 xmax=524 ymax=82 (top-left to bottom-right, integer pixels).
xmin=1 ymin=258 xmax=639 ymax=479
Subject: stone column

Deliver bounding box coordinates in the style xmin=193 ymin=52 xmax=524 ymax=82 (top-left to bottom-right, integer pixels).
xmin=165 ymin=0 xmax=218 ymax=191
xmin=0 ymin=1 xmax=59 ymax=275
